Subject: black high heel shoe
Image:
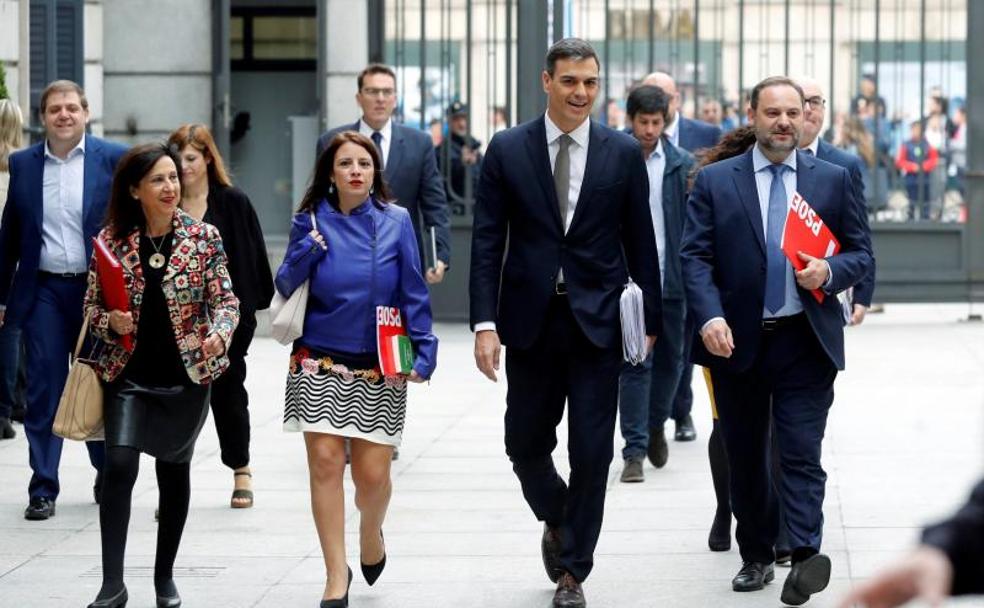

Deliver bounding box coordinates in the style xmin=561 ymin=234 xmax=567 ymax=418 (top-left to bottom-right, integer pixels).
xmin=155 ymin=578 xmax=181 ymax=608
xmin=360 ymin=529 xmax=387 ymax=586
xmin=319 ymin=566 xmax=352 ymax=608
xmin=87 ymin=586 xmax=128 ymax=608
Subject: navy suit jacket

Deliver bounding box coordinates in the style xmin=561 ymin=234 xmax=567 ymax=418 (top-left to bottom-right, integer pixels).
xmin=681 ymin=148 xmax=873 ymax=372
xmin=317 ymin=122 xmax=451 ymax=269
xmin=658 ymin=138 xmax=695 ymax=301
xmin=815 ymin=139 xmax=876 ymax=306
xmin=470 ymin=116 xmax=662 ymax=350
xmin=678 ymin=117 xmax=722 ymax=154
xmin=0 ymin=135 xmax=127 ymax=327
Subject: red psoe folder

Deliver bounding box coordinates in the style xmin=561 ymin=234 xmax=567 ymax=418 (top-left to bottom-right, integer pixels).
xmin=781 ymin=193 xmax=840 ymax=304
xmin=92 ymin=236 xmax=133 ymax=351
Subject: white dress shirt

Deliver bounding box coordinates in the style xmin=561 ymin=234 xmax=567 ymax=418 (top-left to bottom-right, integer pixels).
xmin=40 ymin=137 xmax=88 ymax=274
xmin=663 ymin=112 xmax=680 ymax=148
xmin=644 ymin=139 xmax=667 ymax=287
xmin=474 ymin=113 xmax=591 ymax=333
xmin=359 ymin=118 xmax=393 ymax=169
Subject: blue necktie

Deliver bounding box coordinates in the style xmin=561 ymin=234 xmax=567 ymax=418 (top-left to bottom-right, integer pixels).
xmin=371 ymin=131 xmax=384 ymax=168
xmin=765 ymin=164 xmax=790 ymax=314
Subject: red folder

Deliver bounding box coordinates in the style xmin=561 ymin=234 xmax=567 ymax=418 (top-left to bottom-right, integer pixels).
xmin=376 ymin=306 xmax=414 ymax=376
xmin=92 ymin=236 xmax=133 ymax=351
xmin=781 ymin=193 xmax=840 ymax=303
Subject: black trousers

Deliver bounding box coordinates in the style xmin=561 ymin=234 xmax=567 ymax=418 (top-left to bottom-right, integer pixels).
xmin=209 ymin=316 xmax=256 ymax=470
xmin=709 ymin=315 xmax=836 ymax=564
xmin=504 ymin=295 xmax=622 ymax=583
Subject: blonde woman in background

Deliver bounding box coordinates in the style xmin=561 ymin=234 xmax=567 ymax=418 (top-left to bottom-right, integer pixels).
xmin=0 ymin=98 xmax=24 ymax=440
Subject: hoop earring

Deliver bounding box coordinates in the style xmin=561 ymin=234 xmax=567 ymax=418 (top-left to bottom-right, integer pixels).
xmin=328 ymin=183 xmax=334 ymax=194
xmin=369 ymin=185 xmax=374 ymax=195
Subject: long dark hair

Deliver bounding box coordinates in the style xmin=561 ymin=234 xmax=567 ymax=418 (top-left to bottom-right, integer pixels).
xmin=299 ymin=131 xmax=393 ymax=213
xmin=688 ymin=125 xmax=757 ymax=188
xmin=105 ymin=143 xmax=184 ymax=239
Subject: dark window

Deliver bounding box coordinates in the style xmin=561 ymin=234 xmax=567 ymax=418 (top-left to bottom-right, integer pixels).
xmin=29 ymin=0 xmax=84 ymax=123
xmin=231 ymin=7 xmax=316 ymax=71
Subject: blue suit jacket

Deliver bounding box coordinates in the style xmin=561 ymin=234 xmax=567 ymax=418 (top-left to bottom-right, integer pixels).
xmin=681 ymin=148 xmax=873 ymax=372
xmin=317 ymin=122 xmax=451 ymax=269
xmin=470 ymin=116 xmax=662 ymax=350
xmin=815 ymin=139 xmax=876 ymax=306
xmin=0 ymin=135 xmax=127 ymax=327
xmin=678 ymin=117 xmax=722 ymax=154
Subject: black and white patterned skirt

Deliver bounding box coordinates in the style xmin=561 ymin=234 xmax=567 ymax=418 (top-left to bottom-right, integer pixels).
xmin=283 ymin=346 xmax=408 ymax=446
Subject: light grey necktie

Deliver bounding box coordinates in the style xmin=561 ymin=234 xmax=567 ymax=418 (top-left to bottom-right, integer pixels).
xmin=554 ymin=134 xmax=573 ymax=230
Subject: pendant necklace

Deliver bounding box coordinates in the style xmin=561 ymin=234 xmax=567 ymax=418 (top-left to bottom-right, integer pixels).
xmin=147 ymin=233 xmax=168 ymax=269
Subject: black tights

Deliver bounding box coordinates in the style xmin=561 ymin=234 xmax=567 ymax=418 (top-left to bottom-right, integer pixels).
xmin=96 ymin=446 xmax=190 ymax=599
xmin=708 ymin=419 xmax=731 ymax=518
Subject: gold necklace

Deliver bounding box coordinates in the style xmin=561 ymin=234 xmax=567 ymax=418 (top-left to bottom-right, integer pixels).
xmin=147 ymin=233 xmax=168 ymax=269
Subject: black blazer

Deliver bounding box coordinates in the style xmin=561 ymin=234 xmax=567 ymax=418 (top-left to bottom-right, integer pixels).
xmin=470 ymin=116 xmax=662 ymax=350
xmin=816 ymin=139 xmax=876 ymax=307
xmin=681 ymin=149 xmax=873 ymax=372
xmin=317 ymin=122 xmax=451 ymax=269
xmin=204 ymin=183 xmax=274 ymax=317
xmin=921 ymin=477 xmax=984 ymax=596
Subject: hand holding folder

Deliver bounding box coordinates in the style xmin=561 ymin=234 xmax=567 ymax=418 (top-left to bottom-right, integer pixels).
xmin=92 ymin=236 xmax=133 ymax=351
xmin=781 ymin=193 xmax=840 ymax=303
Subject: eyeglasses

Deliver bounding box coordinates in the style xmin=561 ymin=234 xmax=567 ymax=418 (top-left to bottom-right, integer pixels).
xmin=805 ymin=96 xmax=827 ymax=109
xmin=362 ymin=87 xmax=396 ymax=99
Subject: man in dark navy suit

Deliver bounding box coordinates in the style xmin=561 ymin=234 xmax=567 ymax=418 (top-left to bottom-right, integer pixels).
xmin=797 ymin=77 xmax=875 ymax=326
xmin=317 ymin=64 xmax=450 ymax=283
xmin=681 ymin=76 xmax=872 ymax=605
xmin=0 ymin=80 xmax=126 ymax=520
xmin=471 ymin=38 xmax=661 ymax=608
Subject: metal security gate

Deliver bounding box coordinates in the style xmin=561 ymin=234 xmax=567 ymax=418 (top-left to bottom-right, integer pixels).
xmin=380 ymin=0 xmax=978 ymax=319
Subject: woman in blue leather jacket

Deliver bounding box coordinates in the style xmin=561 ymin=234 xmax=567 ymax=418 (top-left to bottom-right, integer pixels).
xmin=276 ymin=131 xmax=437 ymax=607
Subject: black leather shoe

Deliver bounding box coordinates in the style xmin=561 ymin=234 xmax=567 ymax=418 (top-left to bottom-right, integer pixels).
xmin=24 ymin=496 xmax=55 ymax=520
xmin=541 ymin=524 xmax=563 ymax=583
xmin=0 ymin=417 xmax=15 ymax=439
xmin=319 ymin=566 xmax=352 ymax=607
xmin=647 ymin=426 xmax=668 ymax=468
xmin=155 ymin=578 xmax=181 ymax=608
xmin=732 ymin=561 xmax=775 ymax=592
xmin=88 ymin=586 xmax=128 ymax=608
xmin=780 ymin=553 xmax=831 ymax=606
xmin=708 ymin=510 xmax=731 ymax=552
xmin=674 ymin=415 xmax=697 ymax=441
xmin=94 ymin=471 xmax=104 ymax=505
xmin=10 ymin=405 xmax=24 ymax=423
xmin=360 ymin=529 xmax=386 ymax=586
xmin=553 ymin=572 xmax=586 ymax=608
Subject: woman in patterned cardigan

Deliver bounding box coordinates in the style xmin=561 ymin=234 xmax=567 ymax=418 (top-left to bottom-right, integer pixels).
xmin=83 ymin=143 xmax=239 ymax=608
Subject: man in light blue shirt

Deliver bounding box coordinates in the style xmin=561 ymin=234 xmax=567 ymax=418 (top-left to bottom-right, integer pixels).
xmin=0 ymin=80 xmax=127 ymax=520
xmin=617 ymin=85 xmax=695 ymax=483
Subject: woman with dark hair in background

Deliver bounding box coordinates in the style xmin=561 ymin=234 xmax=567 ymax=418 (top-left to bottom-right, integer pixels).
xmin=84 ymin=143 xmax=239 ymax=608
xmin=168 ymin=123 xmax=273 ymax=509
xmin=276 ymin=131 xmax=437 ymax=607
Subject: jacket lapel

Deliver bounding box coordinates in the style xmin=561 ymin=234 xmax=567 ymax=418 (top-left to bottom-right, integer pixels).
xmin=732 ymin=149 xmax=766 ymax=255
xmin=795 ymin=149 xmax=818 ymax=211
xmin=28 ymin=144 xmax=45 ymax=237
xmin=81 ymin=134 xmax=99 ymax=230
xmin=383 ymin=124 xmax=404 ymax=182
xmin=567 ymin=121 xmax=608 ymax=233
xmin=524 ymin=117 xmax=564 ymax=231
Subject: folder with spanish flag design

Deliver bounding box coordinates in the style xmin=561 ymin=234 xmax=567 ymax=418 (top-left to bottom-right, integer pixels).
xmin=376 ymin=306 xmax=414 ymax=376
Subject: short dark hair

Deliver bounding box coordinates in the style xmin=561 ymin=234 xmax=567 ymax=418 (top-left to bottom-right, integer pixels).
xmin=105 ymin=143 xmax=184 ymax=239
xmin=357 ymin=64 xmax=397 ymax=91
xmin=749 ymin=76 xmax=804 ymax=110
xmin=626 ymin=85 xmax=670 ymax=120
xmin=40 ymin=80 xmax=88 ymax=113
xmin=544 ymin=38 xmax=599 ymax=77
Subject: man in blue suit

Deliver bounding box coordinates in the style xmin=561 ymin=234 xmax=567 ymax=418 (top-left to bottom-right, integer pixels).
xmin=471 ymin=39 xmax=661 ymax=608
xmin=0 ymin=80 xmax=127 ymax=520
xmin=797 ymin=77 xmax=876 ymax=325
xmin=616 ymin=85 xmax=695 ymax=482
xmin=317 ymin=64 xmax=450 ymax=283
xmin=681 ymin=76 xmax=872 ymax=605
xmin=638 ymin=71 xmax=724 ymax=447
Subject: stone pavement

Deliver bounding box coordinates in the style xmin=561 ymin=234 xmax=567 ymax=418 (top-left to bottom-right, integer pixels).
xmin=1 ymin=304 xmax=982 ymax=607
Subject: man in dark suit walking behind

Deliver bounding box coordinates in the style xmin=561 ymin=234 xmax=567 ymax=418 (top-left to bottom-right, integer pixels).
xmin=681 ymin=76 xmax=872 ymax=605
xmin=0 ymin=80 xmax=126 ymax=520
xmin=470 ymin=38 xmax=661 ymax=608
xmin=317 ymin=64 xmax=450 ymax=283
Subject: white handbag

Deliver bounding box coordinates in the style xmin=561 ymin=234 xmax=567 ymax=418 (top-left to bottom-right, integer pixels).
xmin=270 ymin=211 xmax=317 ymax=345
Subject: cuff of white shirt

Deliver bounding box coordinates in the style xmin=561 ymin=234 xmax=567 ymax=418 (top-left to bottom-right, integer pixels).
xmin=700 ymin=317 xmax=725 ymax=335
xmin=821 ymin=260 xmax=834 ymax=293
xmin=474 ymin=321 xmax=497 ymax=333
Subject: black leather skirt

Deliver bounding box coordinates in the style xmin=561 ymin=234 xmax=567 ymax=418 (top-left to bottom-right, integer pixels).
xmin=104 ymin=379 xmax=210 ymax=463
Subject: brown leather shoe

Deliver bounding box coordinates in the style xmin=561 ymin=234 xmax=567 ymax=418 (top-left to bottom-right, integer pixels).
xmin=553 ymin=572 xmax=586 ymax=607
xmin=541 ymin=524 xmax=563 ymax=583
